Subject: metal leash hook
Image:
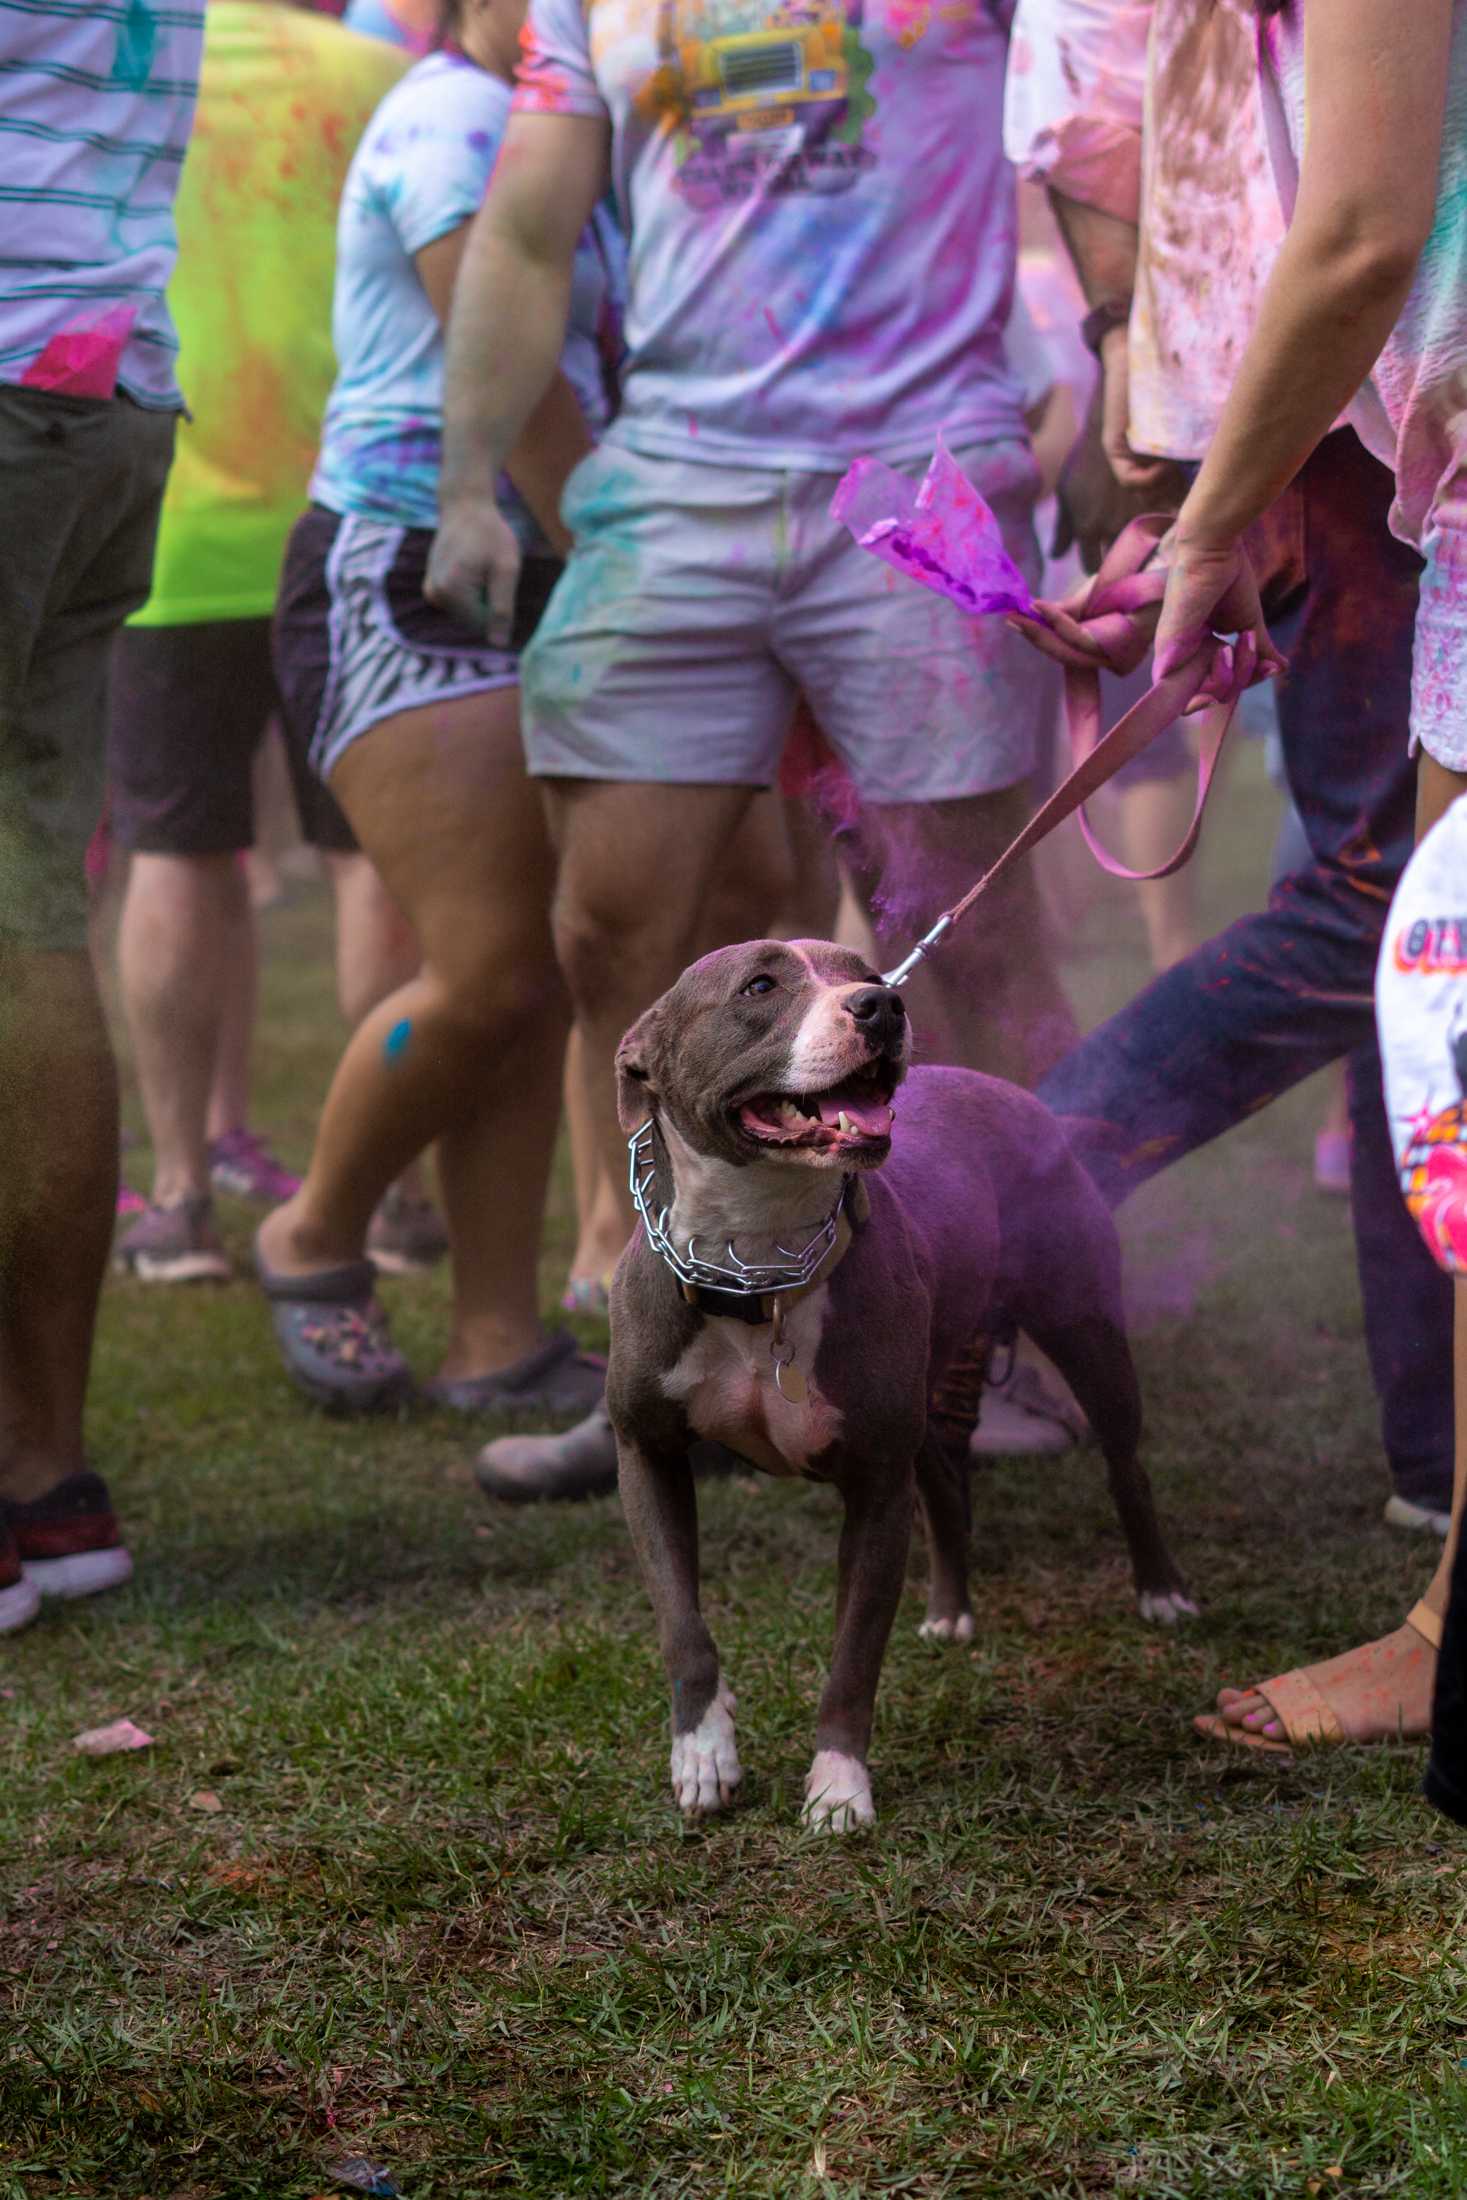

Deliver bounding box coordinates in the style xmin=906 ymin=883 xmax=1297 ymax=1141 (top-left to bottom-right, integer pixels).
xmin=769 ymin=1299 xmax=808 ymax=1403
xmin=881 ymin=912 xmax=953 ymax=990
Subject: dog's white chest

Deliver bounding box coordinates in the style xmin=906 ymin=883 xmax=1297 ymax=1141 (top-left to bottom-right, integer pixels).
xmin=662 ymin=1287 xmax=842 ymax=1477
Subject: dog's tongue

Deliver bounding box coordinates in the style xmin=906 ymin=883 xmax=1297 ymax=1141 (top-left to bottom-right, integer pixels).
xmin=816 ymin=1088 xmax=894 ymax=1138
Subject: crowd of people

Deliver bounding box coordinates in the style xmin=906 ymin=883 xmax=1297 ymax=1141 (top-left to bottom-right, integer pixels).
xmin=1 ymin=0 xmax=1465 ymax=1816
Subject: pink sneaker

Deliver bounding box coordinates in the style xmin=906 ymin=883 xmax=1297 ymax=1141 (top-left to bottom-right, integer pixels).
xmin=208 ymin=1129 xmax=302 ymax=1204
xmin=116 ymin=1183 xmax=146 ymax=1218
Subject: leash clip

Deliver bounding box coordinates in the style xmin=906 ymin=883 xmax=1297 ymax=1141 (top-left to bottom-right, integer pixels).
xmin=769 ymin=1299 xmax=809 ymax=1404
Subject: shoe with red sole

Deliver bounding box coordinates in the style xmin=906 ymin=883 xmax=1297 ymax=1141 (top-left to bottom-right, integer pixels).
xmin=5 ymin=1472 xmax=134 ymax=1600
xmin=0 ymin=1522 xmax=40 ymax=1634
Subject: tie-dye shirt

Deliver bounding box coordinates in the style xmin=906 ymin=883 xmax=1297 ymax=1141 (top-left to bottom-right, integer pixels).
xmin=1005 ymin=0 xmax=1283 ymax=463
xmin=1259 ymin=2 xmax=1467 ymax=552
xmin=133 ymin=5 xmax=405 ymax=625
xmin=312 ymin=52 xmax=620 ymax=539
xmin=513 ymin=0 xmax=1026 ymax=467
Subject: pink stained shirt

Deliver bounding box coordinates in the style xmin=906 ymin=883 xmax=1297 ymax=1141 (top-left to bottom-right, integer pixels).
xmin=1004 ymin=0 xmax=1284 ymax=464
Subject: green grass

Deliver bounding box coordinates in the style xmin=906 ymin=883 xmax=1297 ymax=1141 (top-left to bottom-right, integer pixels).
xmin=4 ymin=749 xmax=1465 ymax=2198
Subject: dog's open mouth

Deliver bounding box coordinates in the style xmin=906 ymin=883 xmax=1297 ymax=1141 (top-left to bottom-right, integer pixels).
xmin=736 ymin=1065 xmax=896 ymax=1154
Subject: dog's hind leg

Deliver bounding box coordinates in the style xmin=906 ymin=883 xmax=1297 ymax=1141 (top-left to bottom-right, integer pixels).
xmin=914 ymin=1427 xmax=975 ymax=1644
xmin=616 ymin=1424 xmax=742 ymax=1818
xmin=1022 ymin=1314 xmax=1199 ymax=1626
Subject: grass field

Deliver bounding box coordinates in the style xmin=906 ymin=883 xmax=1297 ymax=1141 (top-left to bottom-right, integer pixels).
xmin=4 ymin=750 xmax=1465 ymax=2199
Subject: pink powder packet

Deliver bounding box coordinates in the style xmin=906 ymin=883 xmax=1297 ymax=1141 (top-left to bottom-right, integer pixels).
xmin=830 ymin=434 xmax=1038 ymax=619
xmin=20 ymin=302 xmax=137 ymax=399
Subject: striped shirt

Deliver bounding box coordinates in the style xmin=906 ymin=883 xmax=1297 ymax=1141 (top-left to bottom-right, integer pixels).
xmin=0 ymin=0 xmax=205 ymax=405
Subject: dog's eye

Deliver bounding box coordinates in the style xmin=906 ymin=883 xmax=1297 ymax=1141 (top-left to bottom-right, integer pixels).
xmin=741 ymin=975 xmax=777 ymax=997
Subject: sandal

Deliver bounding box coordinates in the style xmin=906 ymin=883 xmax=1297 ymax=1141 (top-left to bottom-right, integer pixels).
xmin=1192 ymin=1600 xmax=1443 ymax=1757
xmin=255 ymin=1235 xmax=414 ymax=1414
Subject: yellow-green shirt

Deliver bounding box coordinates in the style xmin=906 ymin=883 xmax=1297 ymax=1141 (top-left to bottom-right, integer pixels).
xmin=132 ymin=2 xmax=405 ymax=627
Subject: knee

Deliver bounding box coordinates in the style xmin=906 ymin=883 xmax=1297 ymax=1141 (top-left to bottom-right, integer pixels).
xmin=552 ymin=881 xmax=669 ymax=1020
xmin=425 ymin=941 xmax=567 ymax=1050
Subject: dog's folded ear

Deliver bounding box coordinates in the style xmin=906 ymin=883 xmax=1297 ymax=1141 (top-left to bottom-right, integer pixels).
xmin=615 ymin=1006 xmax=665 ymax=1133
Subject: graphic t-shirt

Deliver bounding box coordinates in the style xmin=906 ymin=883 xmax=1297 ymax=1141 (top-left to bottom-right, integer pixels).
xmin=0 ymin=0 xmax=204 ymax=406
xmin=514 ymin=0 xmax=1026 ymax=467
xmin=312 ymin=52 xmax=621 ymax=539
xmin=1260 ymin=1 xmax=1467 ymax=551
xmin=132 ymin=5 xmax=405 ymax=626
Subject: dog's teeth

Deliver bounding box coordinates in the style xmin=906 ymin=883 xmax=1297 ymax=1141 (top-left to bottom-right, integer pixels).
xmin=837 ymin=1110 xmax=852 ymax=1135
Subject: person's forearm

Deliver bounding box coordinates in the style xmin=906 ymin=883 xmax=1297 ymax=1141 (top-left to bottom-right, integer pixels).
xmin=1047 ymin=189 xmax=1137 ymax=309
xmin=503 ymin=372 xmax=593 ymax=556
xmin=1176 ymin=214 xmax=1421 ymax=551
xmin=438 ymin=202 xmax=574 ymax=514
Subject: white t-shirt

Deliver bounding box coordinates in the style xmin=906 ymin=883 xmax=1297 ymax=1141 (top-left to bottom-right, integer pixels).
xmin=311 ymin=52 xmax=621 ymax=539
xmin=1260 ymin=1 xmax=1467 ymax=552
xmin=513 ymin=0 xmax=1028 ymax=469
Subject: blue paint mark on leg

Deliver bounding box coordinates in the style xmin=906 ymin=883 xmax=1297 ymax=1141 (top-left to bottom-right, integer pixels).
xmin=384 ymin=1018 xmax=412 ymax=1063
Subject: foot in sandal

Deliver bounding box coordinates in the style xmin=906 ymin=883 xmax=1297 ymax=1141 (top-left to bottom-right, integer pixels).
xmin=1193 ymin=1603 xmax=1441 ymax=1755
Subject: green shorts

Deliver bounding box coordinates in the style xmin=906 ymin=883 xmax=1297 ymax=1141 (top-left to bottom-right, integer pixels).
xmin=0 ymin=383 xmax=175 ymax=952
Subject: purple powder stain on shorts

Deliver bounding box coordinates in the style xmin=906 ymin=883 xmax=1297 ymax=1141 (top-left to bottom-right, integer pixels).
xmin=384 ymin=1018 xmax=412 ymax=1063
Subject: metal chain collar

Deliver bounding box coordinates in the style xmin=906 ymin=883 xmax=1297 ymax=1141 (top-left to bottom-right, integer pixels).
xmin=627 ymin=1118 xmax=847 ymax=1301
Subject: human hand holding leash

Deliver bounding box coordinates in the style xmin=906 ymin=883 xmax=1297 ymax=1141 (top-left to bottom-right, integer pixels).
xmin=425 ymin=495 xmax=522 ymax=647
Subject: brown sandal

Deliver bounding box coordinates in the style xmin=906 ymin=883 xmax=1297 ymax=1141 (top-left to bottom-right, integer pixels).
xmin=1192 ymin=1601 xmax=1443 ymax=1757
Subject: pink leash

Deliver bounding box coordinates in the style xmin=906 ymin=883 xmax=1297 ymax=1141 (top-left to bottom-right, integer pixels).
xmin=882 ymin=515 xmax=1261 ymax=988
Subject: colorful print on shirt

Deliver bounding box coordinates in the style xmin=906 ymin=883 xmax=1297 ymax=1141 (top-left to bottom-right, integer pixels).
xmin=513 ymin=0 xmax=1026 ymax=467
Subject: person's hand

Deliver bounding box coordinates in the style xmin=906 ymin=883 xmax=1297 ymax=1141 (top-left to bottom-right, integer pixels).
xmin=1153 ymin=532 xmax=1286 ymax=686
xmin=425 ymin=495 xmax=522 ymax=645
xmin=1052 ymin=333 xmax=1188 ymax=573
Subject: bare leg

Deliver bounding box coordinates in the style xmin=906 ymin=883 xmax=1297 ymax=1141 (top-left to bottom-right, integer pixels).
xmin=257 ymin=688 xmax=568 ymax=1382
xmin=560 ymin=789 xmax=814 ymax=1295
xmin=542 ymin=779 xmax=759 ymax=1241
xmin=804 ymin=1467 xmax=916 ymax=1830
xmin=564 ymin=1024 xmax=626 ymax=1294
xmin=1203 ymin=751 xmax=1467 ymax=1747
xmin=204 ymin=857 xmax=258 ymax=1144
xmin=845 ymin=786 xmax=1078 ymax=1086
xmin=324 ymin=851 xmax=432 ymax=1206
xmin=118 ymin=851 xmax=251 ymax=1203
xmin=615 ymin=1420 xmax=739 ymax=1816
xmin=0 ymin=950 xmax=118 ymax=1502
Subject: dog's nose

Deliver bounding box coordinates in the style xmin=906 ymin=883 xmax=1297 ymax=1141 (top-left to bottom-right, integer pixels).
xmin=845 ymin=984 xmax=906 ymax=1044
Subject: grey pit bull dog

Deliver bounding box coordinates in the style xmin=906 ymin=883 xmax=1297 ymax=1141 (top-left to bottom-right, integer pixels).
xmin=608 ymin=939 xmax=1196 ymax=1833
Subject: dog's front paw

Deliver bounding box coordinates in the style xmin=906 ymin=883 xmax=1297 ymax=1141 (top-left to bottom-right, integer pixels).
xmin=670 ymin=1684 xmax=741 ymax=1818
xmin=918 ymin=1611 xmax=975 ymax=1645
xmin=1137 ymin=1586 xmax=1201 ymax=1627
xmin=801 ymin=1749 xmax=875 ymax=1834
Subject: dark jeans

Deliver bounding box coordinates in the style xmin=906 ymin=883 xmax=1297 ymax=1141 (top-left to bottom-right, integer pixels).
xmin=1038 ymin=430 xmax=1454 ymax=1510
xmin=1427 ymin=1524 xmax=1467 ymax=1825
